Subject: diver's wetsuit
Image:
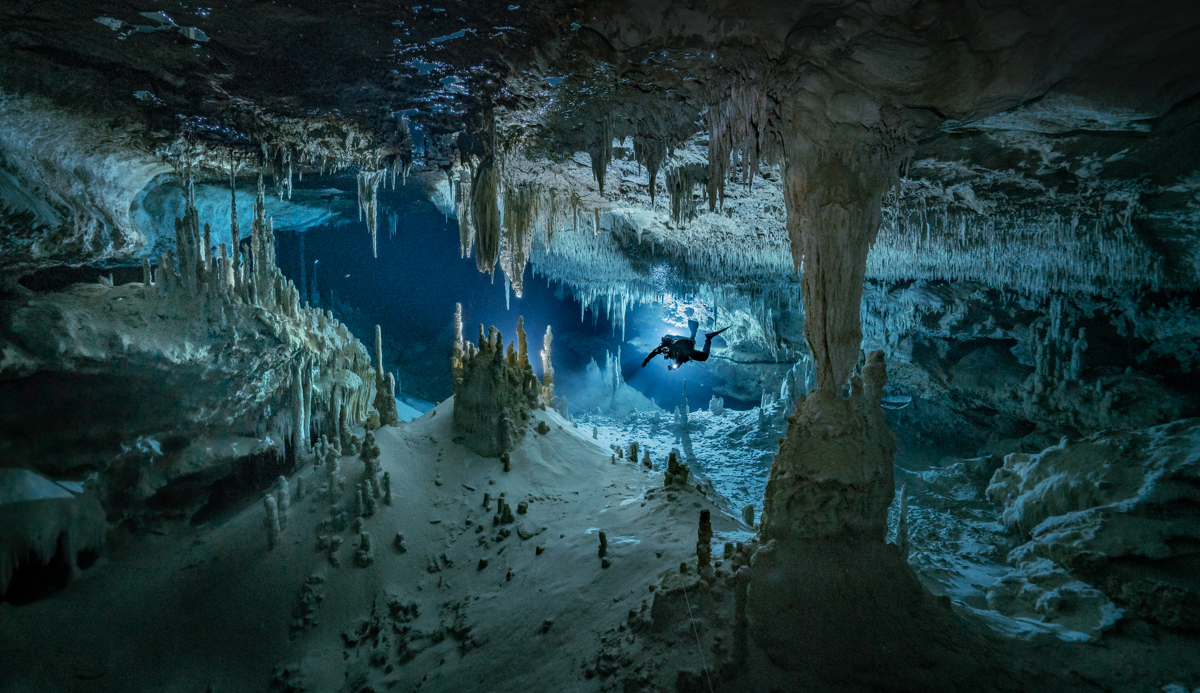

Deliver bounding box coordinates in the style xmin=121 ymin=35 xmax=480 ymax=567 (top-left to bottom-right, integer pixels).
xmin=641 ymin=320 xmax=729 ymax=370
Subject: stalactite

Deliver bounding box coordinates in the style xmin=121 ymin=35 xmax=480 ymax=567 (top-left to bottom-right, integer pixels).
xmin=472 ymin=157 xmax=502 ymax=278
xmin=784 ymin=132 xmax=902 ymax=392
xmin=357 ymin=169 xmax=387 ymax=258
xmin=456 ymin=163 xmax=476 ymax=258
xmin=285 ymin=147 xmax=293 ymax=200
xmin=633 ymin=136 xmax=668 ymax=205
xmin=588 ymin=117 xmax=613 ymax=195
xmin=501 ymin=181 xmax=538 ymax=297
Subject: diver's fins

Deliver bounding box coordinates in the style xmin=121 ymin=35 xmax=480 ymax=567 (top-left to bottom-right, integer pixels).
xmin=705 ymin=326 xmax=730 ymax=339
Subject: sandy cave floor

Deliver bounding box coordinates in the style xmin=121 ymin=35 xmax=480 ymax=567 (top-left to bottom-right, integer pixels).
xmin=0 ymin=402 xmax=744 ymax=693
xmin=1 ymin=402 xmax=1199 ymax=692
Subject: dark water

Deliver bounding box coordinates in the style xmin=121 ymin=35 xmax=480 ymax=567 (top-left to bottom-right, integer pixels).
xmin=270 ymin=174 xmax=756 ymax=410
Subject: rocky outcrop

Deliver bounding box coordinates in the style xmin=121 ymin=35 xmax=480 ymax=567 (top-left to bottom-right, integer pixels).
xmin=0 ymin=184 xmax=375 ymax=522
xmin=988 ymin=419 xmax=1200 ymax=631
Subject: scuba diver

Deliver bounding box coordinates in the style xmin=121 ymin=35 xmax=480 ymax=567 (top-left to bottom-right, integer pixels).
xmin=642 ymin=320 xmax=729 ymax=371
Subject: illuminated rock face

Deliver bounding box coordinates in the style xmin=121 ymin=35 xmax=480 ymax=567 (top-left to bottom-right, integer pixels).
xmin=988 ymin=419 xmax=1200 ymax=631
xmin=0 ymin=183 xmax=375 ymax=521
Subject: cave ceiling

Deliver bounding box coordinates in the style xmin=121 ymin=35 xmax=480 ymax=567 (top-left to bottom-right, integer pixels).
xmin=0 ymin=0 xmax=1198 ymax=298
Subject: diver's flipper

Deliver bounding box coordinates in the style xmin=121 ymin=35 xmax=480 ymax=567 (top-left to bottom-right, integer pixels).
xmin=705 ymin=326 xmax=730 ymax=339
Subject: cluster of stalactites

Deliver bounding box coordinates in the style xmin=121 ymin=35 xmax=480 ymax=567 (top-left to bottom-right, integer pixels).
xmin=665 ymin=163 xmax=710 ymax=226
xmin=632 ymin=136 xmax=669 ymax=205
xmin=869 ymin=184 xmax=1169 ymax=297
xmin=500 ymin=181 xmax=540 ymax=298
xmin=706 ymin=81 xmax=782 ymax=212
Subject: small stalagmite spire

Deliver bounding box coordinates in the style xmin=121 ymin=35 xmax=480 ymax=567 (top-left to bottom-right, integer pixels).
xmin=540 ymin=325 xmax=555 ymax=408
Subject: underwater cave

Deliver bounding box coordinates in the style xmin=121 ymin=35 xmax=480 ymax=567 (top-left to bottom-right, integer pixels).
xmin=1 ymin=1 xmax=1199 ymax=691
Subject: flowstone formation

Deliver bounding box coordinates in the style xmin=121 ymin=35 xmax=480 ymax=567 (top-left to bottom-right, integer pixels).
xmin=450 ymin=304 xmax=543 ymax=458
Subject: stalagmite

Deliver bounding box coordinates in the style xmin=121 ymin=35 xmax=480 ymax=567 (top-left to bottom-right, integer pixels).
xmin=292 ymin=361 xmax=305 ymax=454
xmin=354 ymin=530 xmax=374 ymax=567
xmin=298 ymin=231 xmax=306 ymax=302
xmin=697 ymin=509 xmax=712 ymax=568
xmin=540 ymin=325 xmax=556 ymax=409
xmin=896 ymin=484 xmax=909 ymax=557
xmin=250 ymin=175 xmax=278 ymax=309
xmin=677 ymin=381 xmax=690 ymax=429
xmin=327 ymin=454 xmax=342 ymax=502
xmin=275 ymin=476 xmax=290 ymax=530
xmin=264 ymin=495 xmax=280 ymax=551
xmin=451 ymin=311 xmax=543 ymax=457
xmin=371 ymin=326 xmax=400 ymax=426
xmin=363 ymin=482 xmax=377 ymax=517
xmin=664 ymin=450 xmax=688 ymax=486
